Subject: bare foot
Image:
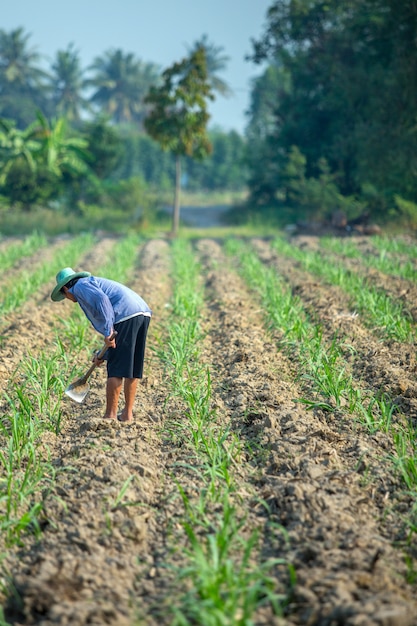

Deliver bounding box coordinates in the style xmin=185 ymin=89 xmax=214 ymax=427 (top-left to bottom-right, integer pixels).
xmin=102 ymin=414 xmax=117 ymax=420
xmin=118 ymin=409 xmax=133 ymax=423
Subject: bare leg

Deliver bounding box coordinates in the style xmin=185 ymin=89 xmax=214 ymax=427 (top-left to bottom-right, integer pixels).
xmin=119 ymin=378 xmax=139 ymax=422
xmin=104 ymin=376 xmax=123 ymax=419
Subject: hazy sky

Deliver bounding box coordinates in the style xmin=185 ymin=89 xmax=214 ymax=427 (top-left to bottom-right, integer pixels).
xmin=2 ymin=0 xmax=272 ymax=134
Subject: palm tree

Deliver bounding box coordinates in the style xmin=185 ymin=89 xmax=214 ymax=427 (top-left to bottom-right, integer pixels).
xmin=86 ymin=49 xmax=160 ymax=126
xmin=50 ymin=43 xmax=89 ymax=124
xmin=186 ymin=34 xmax=232 ymax=97
xmin=0 ymin=28 xmax=50 ymax=127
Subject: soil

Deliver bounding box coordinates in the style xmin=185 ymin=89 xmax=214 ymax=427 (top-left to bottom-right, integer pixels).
xmin=0 ymin=234 xmax=417 ymax=625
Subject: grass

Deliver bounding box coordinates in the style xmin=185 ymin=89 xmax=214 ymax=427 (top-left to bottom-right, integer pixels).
xmin=224 ymin=237 xmax=351 ymax=410
xmin=160 ymin=189 xmax=248 ymax=208
xmin=372 ymin=235 xmax=417 ymax=259
xmin=0 ymin=190 xmax=248 ymax=237
xmin=0 ymin=407 xmax=54 ymax=546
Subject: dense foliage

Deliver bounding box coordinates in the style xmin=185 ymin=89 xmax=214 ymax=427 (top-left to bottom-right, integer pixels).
xmin=2 ymin=6 xmax=414 ymax=230
xmin=0 ymin=28 xmax=245 ymax=216
xmin=114 ymin=127 xmax=247 ymax=192
xmin=245 ymin=0 xmax=417 ymax=225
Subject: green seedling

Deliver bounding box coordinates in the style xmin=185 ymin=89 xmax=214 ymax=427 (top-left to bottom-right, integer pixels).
xmin=225 ymin=235 xmax=417 ymax=506
xmin=152 ymin=238 xmax=295 ymax=624
xmin=0 ymin=231 xmax=46 ymax=273
xmin=322 ymin=236 xmax=417 ymax=282
xmin=0 ymin=233 xmax=94 ymax=321
xmin=271 ymin=236 xmax=415 ymax=342
xmin=111 ymin=475 xmax=135 ymax=510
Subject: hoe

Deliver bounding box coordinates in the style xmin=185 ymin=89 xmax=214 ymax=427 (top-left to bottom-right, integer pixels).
xmin=65 ymin=332 xmax=117 ymax=403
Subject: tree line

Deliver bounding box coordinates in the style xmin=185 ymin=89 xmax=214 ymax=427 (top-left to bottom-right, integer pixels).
xmin=0 ymin=28 xmax=247 ymax=221
xmin=245 ymin=0 xmax=417 ymax=228
xmin=3 ymin=3 xmax=415 ymax=231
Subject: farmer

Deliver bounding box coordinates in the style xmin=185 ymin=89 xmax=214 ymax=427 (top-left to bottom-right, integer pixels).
xmin=51 ymin=267 xmax=152 ymax=423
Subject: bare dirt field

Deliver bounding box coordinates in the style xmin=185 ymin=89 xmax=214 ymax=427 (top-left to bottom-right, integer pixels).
xmin=0 ymin=234 xmax=417 ymax=626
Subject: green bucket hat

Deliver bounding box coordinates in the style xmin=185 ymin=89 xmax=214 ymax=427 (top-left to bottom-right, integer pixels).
xmin=51 ymin=267 xmax=91 ymax=302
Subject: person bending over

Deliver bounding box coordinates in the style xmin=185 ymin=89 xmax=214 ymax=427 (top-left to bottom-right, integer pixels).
xmin=51 ymin=267 xmax=152 ymax=422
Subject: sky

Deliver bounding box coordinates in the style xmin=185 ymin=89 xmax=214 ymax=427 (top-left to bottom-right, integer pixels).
xmin=2 ymin=0 xmax=272 ymax=135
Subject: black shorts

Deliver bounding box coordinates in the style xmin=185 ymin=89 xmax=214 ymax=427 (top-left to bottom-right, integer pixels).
xmin=107 ymin=315 xmax=151 ymax=379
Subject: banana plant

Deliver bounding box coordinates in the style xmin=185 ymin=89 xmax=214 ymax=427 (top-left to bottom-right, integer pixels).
xmin=0 ymin=117 xmax=40 ymax=184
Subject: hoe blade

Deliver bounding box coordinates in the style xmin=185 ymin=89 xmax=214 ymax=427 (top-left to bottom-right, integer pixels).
xmin=64 ymin=333 xmax=115 ymax=404
xmin=65 ymin=378 xmax=90 ymax=403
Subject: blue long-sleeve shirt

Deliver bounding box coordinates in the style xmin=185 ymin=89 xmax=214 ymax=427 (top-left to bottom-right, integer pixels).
xmin=70 ymin=276 xmax=152 ymax=337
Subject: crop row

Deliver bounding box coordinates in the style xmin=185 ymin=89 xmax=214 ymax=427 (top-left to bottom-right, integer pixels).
xmin=1 ymin=232 xmax=416 ymax=514
xmin=0 ymin=233 xmax=416 ymax=622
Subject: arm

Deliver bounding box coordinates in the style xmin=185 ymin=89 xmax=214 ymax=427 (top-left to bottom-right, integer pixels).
xmin=73 ymin=280 xmax=116 ymax=338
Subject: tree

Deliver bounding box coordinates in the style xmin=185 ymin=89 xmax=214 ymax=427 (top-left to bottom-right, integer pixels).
xmin=185 ymin=129 xmax=247 ymax=191
xmin=34 ymin=113 xmax=94 ymax=210
xmin=0 ymin=117 xmax=39 ymax=183
xmin=112 ymin=127 xmax=175 ymax=187
xmin=144 ymin=47 xmax=214 ymax=235
xmin=50 ymin=43 xmax=89 ymax=123
xmin=0 ymin=28 xmax=49 ymax=127
xmin=81 ymin=117 xmax=123 ymax=179
xmin=245 ymin=63 xmax=289 ymax=205
xmin=245 ymin=0 xmax=417 ymax=220
xmin=86 ymin=49 xmax=160 ymax=126
xmin=0 ymin=114 xmax=93 ymax=210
